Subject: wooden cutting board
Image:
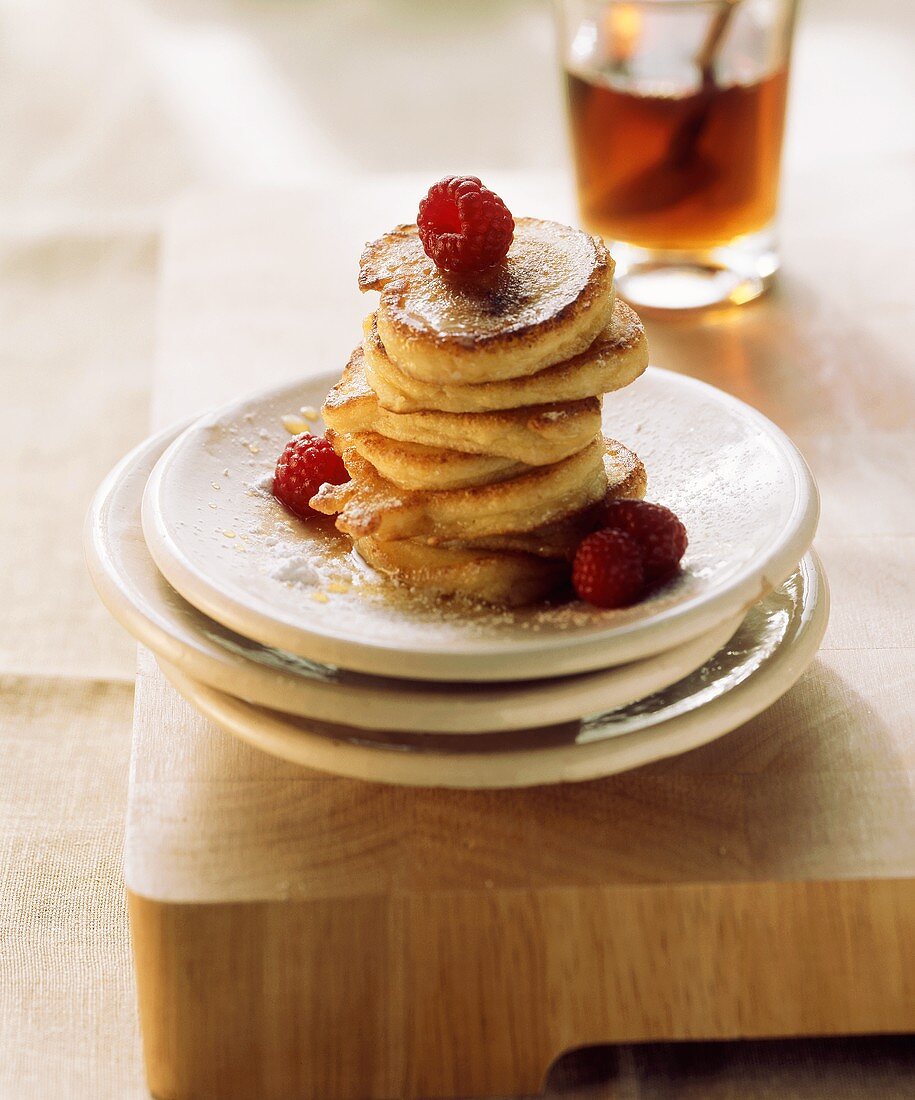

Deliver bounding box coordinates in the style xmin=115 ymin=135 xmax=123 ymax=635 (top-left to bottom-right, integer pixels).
xmin=126 ymin=180 xmax=915 ymax=1100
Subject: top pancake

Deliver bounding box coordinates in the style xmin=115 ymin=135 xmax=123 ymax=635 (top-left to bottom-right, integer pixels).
xmin=362 ymin=298 xmax=647 ymax=414
xmin=359 ymin=218 xmax=615 ymax=385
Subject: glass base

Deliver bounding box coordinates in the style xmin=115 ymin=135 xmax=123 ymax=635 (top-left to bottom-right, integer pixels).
xmin=611 ymin=228 xmax=779 ymax=313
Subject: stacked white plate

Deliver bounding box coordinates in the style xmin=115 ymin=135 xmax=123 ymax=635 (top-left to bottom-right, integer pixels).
xmin=86 ymin=367 xmax=827 ymax=788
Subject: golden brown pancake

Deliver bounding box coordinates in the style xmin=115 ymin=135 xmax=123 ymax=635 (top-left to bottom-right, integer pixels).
xmin=359 ymin=218 xmax=615 ymax=384
xmin=355 ymin=536 xmax=568 ymax=607
xmin=362 ymin=299 xmax=647 ymax=414
xmin=332 ymin=430 xmax=525 ymax=491
xmin=310 ymin=437 xmax=608 ymax=543
xmin=322 ymin=346 xmax=602 ymax=466
xmin=449 ymin=441 xmax=647 ymax=560
xmin=351 ymin=443 xmax=646 ymax=605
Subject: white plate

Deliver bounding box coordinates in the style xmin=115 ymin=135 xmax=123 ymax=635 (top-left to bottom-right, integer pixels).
xmin=87 ymin=425 xmax=742 ymax=734
xmin=157 ymin=553 xmax=828 ymax=788
xmin=142 ymin=367 xmax=819 ymax=681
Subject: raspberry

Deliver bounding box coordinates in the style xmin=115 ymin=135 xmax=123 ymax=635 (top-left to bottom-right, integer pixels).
xmin=273 ymin=432 xmax=348 ymax=520
xmin=572 ymin=529 xmax=645 ymax=609
xmin=417 ymin=176 xmax=514 ymax=274
xmin=599 ymin=499 xmax=688 ymax=584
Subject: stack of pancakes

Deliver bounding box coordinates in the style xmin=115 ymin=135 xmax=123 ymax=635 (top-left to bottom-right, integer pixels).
xmin=312 ymin=218 xmax=649 ymax=605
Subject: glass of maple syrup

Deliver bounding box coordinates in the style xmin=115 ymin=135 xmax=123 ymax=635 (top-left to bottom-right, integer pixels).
xmin=556 ymin=0 xmax=797 ymax=310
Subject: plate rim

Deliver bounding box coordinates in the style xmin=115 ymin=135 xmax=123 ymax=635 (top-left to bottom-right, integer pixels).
xmin=141 ymin=366 xmax=820 ymax=680
xmin=85 ymin=423 xmax=744 ymax=733
xmin=155 ymin=551 xmax=830 ymax=788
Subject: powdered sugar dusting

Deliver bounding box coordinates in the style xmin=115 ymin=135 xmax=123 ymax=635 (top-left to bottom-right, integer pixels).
xmin=269 ymin=555 xmax=321 ymax=586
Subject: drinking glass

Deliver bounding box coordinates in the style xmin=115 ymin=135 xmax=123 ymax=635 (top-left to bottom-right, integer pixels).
xmin=555 ymin=0 xmax=798 ymax=310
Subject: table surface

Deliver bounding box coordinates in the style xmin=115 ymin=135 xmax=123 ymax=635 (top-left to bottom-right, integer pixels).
xmin=2 ymin=1 xmax=914 ymax=1097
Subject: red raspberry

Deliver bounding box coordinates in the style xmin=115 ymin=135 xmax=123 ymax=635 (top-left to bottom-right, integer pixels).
xmin=273 ymin=432 xmax=348 ymax=520
xmin=572 ymin=529 xmax=645 ymax=609
xmin=417 ymin=176 xmax=514 ymax=274
xmin=599 ymin=499 xmax=688 ymax=584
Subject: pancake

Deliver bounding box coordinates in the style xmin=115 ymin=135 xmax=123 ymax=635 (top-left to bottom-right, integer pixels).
xmin=352 ymin=440 xmax=647 ymax=605
xmin=333 ymin=430 xmax=525 ymax=491
xmin=362 ymin=299 xmax=648 ymax=414
xmin=448 ymin=440 xmax=648 ymax=560
xmin=359 ymin=218 xmax=615 ymax=384
xmin=355 ymin=536 xmax=568 ymax=607
xmin=323 ymin=346 xmax=602 ymax=466
xmin=310 ymin=438 xmax=608 ymax=543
